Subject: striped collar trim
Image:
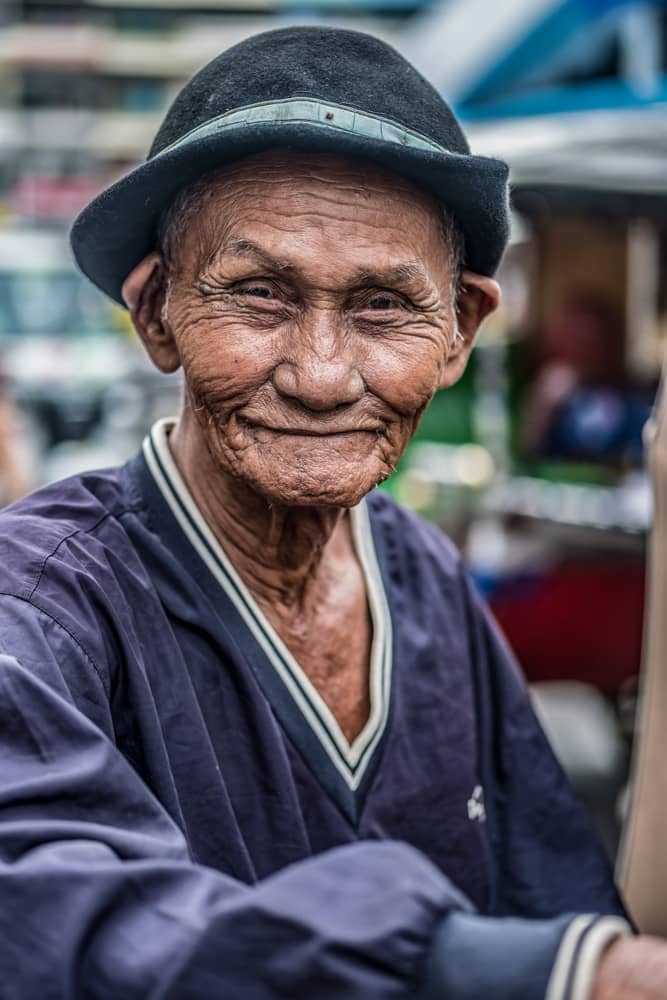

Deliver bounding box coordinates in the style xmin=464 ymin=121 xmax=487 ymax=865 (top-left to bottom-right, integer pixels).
xmin=143 ymin=418 xmax=393 ymax=792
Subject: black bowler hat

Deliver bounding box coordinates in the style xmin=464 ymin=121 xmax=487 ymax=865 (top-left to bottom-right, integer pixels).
xmin=71 ymin=26 xmax=510 ymax=305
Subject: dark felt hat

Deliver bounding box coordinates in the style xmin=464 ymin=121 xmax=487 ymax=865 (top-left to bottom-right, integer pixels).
xmin=71 ymin=26 xmax=510 ymax=305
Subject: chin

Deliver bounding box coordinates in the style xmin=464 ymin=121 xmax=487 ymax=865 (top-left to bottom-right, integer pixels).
xmin=250 ymin=474 xmax=379 ymax=509
xmin=234 ymin=455 xmax=386 ymax=509
xmin=210 ymin=427 xmax=399 ymax=508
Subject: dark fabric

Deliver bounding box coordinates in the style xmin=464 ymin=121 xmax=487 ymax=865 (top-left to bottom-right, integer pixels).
xmin=0 ymin=660 xmax=457 ymax=998
xmin=148 ymin=28 xmax=470 ymax=157
xmin=70 ymin=27 xmax=510 ymax=304
xmin=0 ymin=454 xmax=625 ymax=997
xmin=421 ymin=911 xmax=575 ymax=1000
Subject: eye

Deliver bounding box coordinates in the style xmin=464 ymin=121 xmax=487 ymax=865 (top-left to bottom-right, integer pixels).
xmin=358 ymin=288 xmax=408 ymax=314
xmin=367 ymin=293 xmax=398 ymax=310
xmin=236 ymin=282 xmax=277 ymax=300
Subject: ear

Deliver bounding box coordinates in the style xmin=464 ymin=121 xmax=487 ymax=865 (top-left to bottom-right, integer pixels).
xmin=121 ymin=253 xmax=181 ymax=374
xmin=439 ymin=271 xmax=501 ymax=389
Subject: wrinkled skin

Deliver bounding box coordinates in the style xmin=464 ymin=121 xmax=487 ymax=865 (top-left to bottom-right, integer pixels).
xmin=593 ymin=936 xmax=667 ymax=1000
xmin=123 ymin=150 xmax=499 ymax=740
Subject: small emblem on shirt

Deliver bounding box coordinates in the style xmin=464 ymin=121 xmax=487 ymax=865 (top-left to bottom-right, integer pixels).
xmin=467 ymin=784 xmax=486 ymax=823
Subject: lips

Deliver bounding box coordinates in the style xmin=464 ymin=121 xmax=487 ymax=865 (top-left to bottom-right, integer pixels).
xmin=255 ymin=426 xmax=378 ymax=436
xmin=240 ymin=416 xmax=383 ymax=437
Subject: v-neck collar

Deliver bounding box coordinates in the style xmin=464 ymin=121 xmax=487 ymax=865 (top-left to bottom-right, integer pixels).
xmin=140 ymin=418 xmax=394 ymax=822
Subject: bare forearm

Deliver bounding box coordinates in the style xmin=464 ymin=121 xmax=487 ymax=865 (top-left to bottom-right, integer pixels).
xmin=593 ymin=936 xmax=667 ymax=1000
xmin=0 ymin=396 xmax=30 ymax=502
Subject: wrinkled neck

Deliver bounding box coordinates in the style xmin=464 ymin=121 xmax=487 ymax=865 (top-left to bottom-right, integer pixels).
xmin=169 ymin=415 xmax=350 ymax=611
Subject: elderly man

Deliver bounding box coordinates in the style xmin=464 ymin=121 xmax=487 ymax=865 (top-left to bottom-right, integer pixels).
xmin=1 ymin=25 xmax=661 ymax=1000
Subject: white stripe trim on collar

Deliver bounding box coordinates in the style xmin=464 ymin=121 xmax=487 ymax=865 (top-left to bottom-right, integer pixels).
xmin=143 ymin=418 xmax=393 ymax=792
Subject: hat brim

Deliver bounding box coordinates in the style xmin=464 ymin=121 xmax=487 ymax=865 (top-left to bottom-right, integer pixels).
xmin=71 ymin=121 xmax=510 ymax=305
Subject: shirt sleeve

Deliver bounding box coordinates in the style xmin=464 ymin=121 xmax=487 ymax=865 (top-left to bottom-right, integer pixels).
xmin=420 ymin=910 xmax=630 ymax=1000
xmin=0 ymin=592 xmax=629 ymax=1000
xmin=0 ymin=645 xmax=470 ymax=999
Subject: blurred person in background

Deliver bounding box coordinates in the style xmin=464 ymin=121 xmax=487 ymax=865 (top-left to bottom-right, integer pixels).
xmin=2 ymin=25 xmax=667 ymax=1000
xmin=0 ymin=367 xmax=32 ymax=505
xmin=591 ymin=354 xmax=667 ymax=991
xmin=621 ymin=354 xmax=667 ymax=936
xmin=523 ymin=292 xmax=622 ymax=459
xmin=523 ymin=291 xmax=653 ymax=465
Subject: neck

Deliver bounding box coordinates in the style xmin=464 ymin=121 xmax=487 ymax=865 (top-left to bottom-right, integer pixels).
xmin=168 ymin=413 xmax=349 ymax=611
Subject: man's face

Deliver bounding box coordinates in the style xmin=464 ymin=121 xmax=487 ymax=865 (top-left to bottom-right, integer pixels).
xmin=152 ymin=152 xmax=462 ymax=508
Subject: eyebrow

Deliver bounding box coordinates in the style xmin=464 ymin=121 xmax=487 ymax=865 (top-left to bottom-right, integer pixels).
xmin=213 ymin=238 xmax=296 ymax=273
xmin=352 ymin=262 xmax=429 ymax=288
xmin=213 ymin=239 xmax=432 ymax=289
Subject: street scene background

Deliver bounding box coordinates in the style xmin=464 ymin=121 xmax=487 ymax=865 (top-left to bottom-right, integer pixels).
xmin=2 ymin=0 xmax=667 ymax=858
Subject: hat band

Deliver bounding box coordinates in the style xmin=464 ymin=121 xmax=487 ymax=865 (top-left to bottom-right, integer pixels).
xmin=157 ymin=97 xmax=451 ymax=159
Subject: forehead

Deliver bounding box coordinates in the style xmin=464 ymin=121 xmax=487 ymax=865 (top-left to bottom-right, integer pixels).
xmin=177 ymin=150 xmax=448 ymax=276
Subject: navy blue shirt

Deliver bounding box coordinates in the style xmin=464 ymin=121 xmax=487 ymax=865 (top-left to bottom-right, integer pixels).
xmin=0 ymin=421 xmax=626 ymax=998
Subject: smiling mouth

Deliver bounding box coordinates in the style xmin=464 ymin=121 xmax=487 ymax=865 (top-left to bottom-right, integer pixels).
xmin=247 ymin=423 xmax=383 ymax=437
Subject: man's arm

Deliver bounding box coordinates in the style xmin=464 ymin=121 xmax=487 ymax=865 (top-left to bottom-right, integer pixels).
xmin=0 ymin=567 xmax=636 ymax=1000
xmin=0 ymin=650 xmax=636 ymax=1000
xmin=0 ymin=650 xmax=464 ymax=998
xmin=0 ymin=387 xmax=32 ymax=504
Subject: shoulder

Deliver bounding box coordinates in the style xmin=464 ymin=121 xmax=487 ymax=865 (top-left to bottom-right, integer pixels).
xmin=0 ymin=464 xmax=147 ymax=708
xmin=0 ymin=464 xmax=142 ymax=601
xmin=364 ymin=489 xmax=511 ymax=661
xmin=365 ymin=488 xmax=464 ymax=581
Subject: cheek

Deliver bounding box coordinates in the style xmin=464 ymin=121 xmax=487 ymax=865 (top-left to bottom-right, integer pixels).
xmin=175 ymin=313 xmax=277 ymax=408
xmin=364 ymin=335 xmax=445 ymax=418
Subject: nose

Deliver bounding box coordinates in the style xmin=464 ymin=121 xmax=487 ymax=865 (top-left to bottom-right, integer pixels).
xmin=272 ymin=310 xmax=364 ymax=412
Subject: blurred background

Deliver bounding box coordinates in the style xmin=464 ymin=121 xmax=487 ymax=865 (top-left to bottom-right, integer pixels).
xmin=2 ymin=0 xmax=667 ymax=857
